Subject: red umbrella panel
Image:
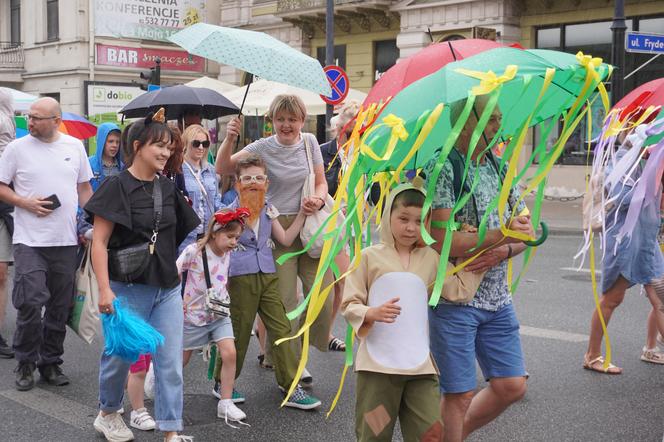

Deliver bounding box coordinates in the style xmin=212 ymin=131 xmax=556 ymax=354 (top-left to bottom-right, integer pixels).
xmin=363 ymin=38 xmax=504 ymax=107
xmin=58 ymin=112 xmax=98 ymax=140
xmin=612 ymin=77 xmax=664 ymax=124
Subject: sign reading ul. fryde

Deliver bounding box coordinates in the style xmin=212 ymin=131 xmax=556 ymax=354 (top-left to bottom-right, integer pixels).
xmin=625 ymin=31 xmax=664 ymax=54
xmin=94 ymin=0 xmax=205 ymax=42
xmin=95 ymin=44 xmax=204 ymax=72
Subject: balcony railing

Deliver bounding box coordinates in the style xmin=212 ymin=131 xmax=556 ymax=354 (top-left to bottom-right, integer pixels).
xmin=277 ymin=0 xmax=362 ymax=13
xmin=0 ymin=42 xmax=24 ymax=68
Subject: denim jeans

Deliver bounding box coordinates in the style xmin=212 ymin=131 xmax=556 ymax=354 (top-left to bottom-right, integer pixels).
xmin=98 ymin=282 xmax=184 ymax=432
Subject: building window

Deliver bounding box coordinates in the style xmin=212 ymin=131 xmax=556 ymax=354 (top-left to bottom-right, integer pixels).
xmin=316 ymin=45 xmax=347 ymax=69
xmin=47 ymin=0 xmax=59 ymax=41
xmin=10 ymin=0 xmax=20 ymax=45
xmin=374 ymin=40 xmax=398 ymax=83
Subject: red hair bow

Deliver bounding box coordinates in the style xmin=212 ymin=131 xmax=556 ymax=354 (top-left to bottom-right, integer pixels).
xmin=214 ymin=208 xmax=250 ymax=227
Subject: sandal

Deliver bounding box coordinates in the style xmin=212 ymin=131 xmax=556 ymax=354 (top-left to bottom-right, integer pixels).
xmin=640 ymin=347 xmax=664 ymax=365
xmin=328 ymin=337 xmax=346 ymax=352
xmin=257 ymin=354 xmax=273 ymax=370
xmin=583 ymin=355 xmax=622 ymax=374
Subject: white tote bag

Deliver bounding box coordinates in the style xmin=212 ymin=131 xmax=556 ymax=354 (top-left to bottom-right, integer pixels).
xmin=67 ymin=246 xmax=101 ymax=344
xmin=300 ymin=135 xmax=338 ymax=258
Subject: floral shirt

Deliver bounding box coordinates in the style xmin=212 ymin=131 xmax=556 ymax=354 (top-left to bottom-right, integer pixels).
xmin=176 ymin=243 xmax=231 ymax=326
xmin=424 ymin=152 xmax=525 ymax=311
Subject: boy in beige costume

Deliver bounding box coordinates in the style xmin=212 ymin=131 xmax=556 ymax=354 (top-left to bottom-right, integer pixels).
xmin=342 ymin=183 xmax=483 ymax=441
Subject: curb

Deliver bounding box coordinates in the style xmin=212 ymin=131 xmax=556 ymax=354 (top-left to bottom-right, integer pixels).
xmin=546 ymin=226 xmax=584 ymax=237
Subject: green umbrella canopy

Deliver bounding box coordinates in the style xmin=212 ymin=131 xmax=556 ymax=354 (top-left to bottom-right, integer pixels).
xmin=362 ymin=47 xmax=612 ymax=171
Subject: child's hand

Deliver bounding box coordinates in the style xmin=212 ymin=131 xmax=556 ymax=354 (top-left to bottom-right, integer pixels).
xmin=365 ymin=297 xmax=401 ymax=324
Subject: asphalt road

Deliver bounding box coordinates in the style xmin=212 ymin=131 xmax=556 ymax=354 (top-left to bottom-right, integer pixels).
xmin=0 ymin=236 xmax=662 ymax=442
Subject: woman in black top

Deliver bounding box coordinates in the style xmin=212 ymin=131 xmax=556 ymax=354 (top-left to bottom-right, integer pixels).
xmin=86 ymin=110 xmax=199 ymax=442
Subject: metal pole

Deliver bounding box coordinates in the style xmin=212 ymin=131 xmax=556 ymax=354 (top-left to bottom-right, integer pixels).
xmin=155 ymin=57 xmax=161 ymax=86
xmin=325 ymin=0 xmax=334 ymax=141
xmin=610 ymin=0 xmax=626 ymax=106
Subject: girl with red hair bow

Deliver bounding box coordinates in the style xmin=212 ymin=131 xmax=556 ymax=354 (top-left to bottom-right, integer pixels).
xmin=176 ymin=207 xmax=251 ymax=424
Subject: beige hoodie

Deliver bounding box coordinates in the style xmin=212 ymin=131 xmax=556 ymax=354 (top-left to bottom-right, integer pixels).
xmin=0 ymin=88 xmax=15 ymax=154
xmin=341 ymin=183 xmax=483 ymax=375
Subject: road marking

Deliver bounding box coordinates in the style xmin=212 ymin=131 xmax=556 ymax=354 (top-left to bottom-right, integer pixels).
xmin=560 ymin=267 xmax=601 ymax=274
xmin=0 ymin=387 xmax=97 ymax=431
xmin=520 ymin=325 xmax=588 ymax=343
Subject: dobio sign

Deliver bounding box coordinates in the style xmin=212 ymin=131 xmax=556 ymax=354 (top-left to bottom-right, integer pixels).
xmin=87 ymin=84 xmax=145 ymax=116
xmin=94 ymin=0 xmax=205 ymax=42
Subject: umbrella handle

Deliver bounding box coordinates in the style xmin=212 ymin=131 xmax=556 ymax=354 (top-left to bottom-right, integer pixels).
xmin=523 ymin=221 xmax=548 ymax=247
xmin=235 ymin=74 xmax=253 ymax=150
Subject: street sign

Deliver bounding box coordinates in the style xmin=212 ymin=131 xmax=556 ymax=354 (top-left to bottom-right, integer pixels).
xmin=625 ymin=31 xmax=664 ymax=54
xmin=321 ymin=65 xmax=349 ymax=106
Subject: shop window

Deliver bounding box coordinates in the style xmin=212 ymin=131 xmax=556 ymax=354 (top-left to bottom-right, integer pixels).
xmin=374 ymin=39 xmax=398 ymax=82
xmin=536 ymin=27 xmax=560 ymax=49
xmin=533 ymin=20 xmax=635 ymax=165
xmin=10 ymin=0 xmax=20 ymax=45
xmin=47 ymin=0 xmax=59 ymax=41
xmin=638 ymin=17 xmax=664 ymax=33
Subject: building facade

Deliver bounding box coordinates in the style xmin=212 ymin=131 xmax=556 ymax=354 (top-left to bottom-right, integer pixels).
xmin=1 ymin=0 xmax=663 ymax=191
xmin=0 ymin=0 xmax=223 ymax=116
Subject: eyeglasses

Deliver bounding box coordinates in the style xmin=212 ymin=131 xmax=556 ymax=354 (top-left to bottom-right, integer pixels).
xmin=27 ymin=115 xmax=58 ymax=121
xmin=239 ymin=174 xmax=267 ymax=184
xmin=191 ymin=140 xmax=210 ymax=149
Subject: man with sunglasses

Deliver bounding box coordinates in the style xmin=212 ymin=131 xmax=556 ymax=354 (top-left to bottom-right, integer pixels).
xmin=0 ymin=97 xmax=93 ymax=391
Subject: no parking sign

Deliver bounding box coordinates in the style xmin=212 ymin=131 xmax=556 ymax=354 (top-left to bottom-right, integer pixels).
xmin=320 ymin=65 xmax=349 ymax=106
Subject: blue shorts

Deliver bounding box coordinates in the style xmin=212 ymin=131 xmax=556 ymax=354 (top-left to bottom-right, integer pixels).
xmin=429 ymin=303 xmax=527 ymax=394
xmin=183 ymin=317 xmax=234 ymax=350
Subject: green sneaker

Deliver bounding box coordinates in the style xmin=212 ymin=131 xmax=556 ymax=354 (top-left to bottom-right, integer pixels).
xmin=212 ymin=381 xmax=245 ymax=404
xmin=282 ymin=385 xmax=321 ymax=410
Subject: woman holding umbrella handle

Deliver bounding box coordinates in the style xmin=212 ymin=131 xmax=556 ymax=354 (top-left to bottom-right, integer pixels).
xmin=215 ymin=94 xmax=333 ymax=387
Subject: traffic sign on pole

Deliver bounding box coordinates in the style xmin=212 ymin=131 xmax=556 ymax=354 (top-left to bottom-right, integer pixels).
xmin=625 ymin=31 xmax=664 ymax=54
xmin=321 ymin=65 xmax=349 ymax=106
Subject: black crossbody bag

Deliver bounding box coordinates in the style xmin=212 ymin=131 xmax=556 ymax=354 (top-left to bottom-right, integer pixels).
xmin=108 ymin=177 xmax=162 ymax=283
xmin=202 ymin=246 xmax=231 ymax=318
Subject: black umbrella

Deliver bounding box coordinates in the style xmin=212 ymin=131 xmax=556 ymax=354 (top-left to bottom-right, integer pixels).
xmin=119 ymin=85 xmax=239 ymax=120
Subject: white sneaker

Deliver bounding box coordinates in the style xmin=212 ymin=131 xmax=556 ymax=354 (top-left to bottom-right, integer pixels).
xmin=144 ymin=363 xmax=155 ymax=400
xmin=164 ymin=435 xmax=194 ymax=442
xmin=93 ymin=411 xmax=135 ymax=442
xmin=217 ymin=399 xmax=247 ymax=422
xmin=130 ymin=407 xmax=155 ymax=431
xmin=300 ymin=367 xmax=313 ymax=388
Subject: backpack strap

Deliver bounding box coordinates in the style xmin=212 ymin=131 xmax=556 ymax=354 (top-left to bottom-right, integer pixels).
xmin=201 ymin=246 xmax=213 ymax=290
xmin=486 ymin=150 xmax=515 ymax=215
xmin=447 ymin=147 xmax=481 ymax=225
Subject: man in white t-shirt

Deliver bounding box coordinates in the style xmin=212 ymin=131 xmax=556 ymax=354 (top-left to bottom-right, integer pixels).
xmin=0 ymin=97 xmax=93 ymax=392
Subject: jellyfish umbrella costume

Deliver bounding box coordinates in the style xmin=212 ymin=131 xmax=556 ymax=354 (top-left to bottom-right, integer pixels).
xmin=274 ymin=48 xmax=614 ymax=413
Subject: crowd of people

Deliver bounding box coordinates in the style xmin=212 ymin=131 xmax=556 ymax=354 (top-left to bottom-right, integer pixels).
xmin=0 ymin=86 xmax=661 ymax=442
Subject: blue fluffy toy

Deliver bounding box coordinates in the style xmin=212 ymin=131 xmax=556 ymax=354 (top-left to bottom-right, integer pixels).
xmin=101 ymin=298 xmax=164 ymax=363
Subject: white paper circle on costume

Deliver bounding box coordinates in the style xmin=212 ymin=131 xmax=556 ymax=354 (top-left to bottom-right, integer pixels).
xmin=365 ymin=272 xmax=429 ymax=370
